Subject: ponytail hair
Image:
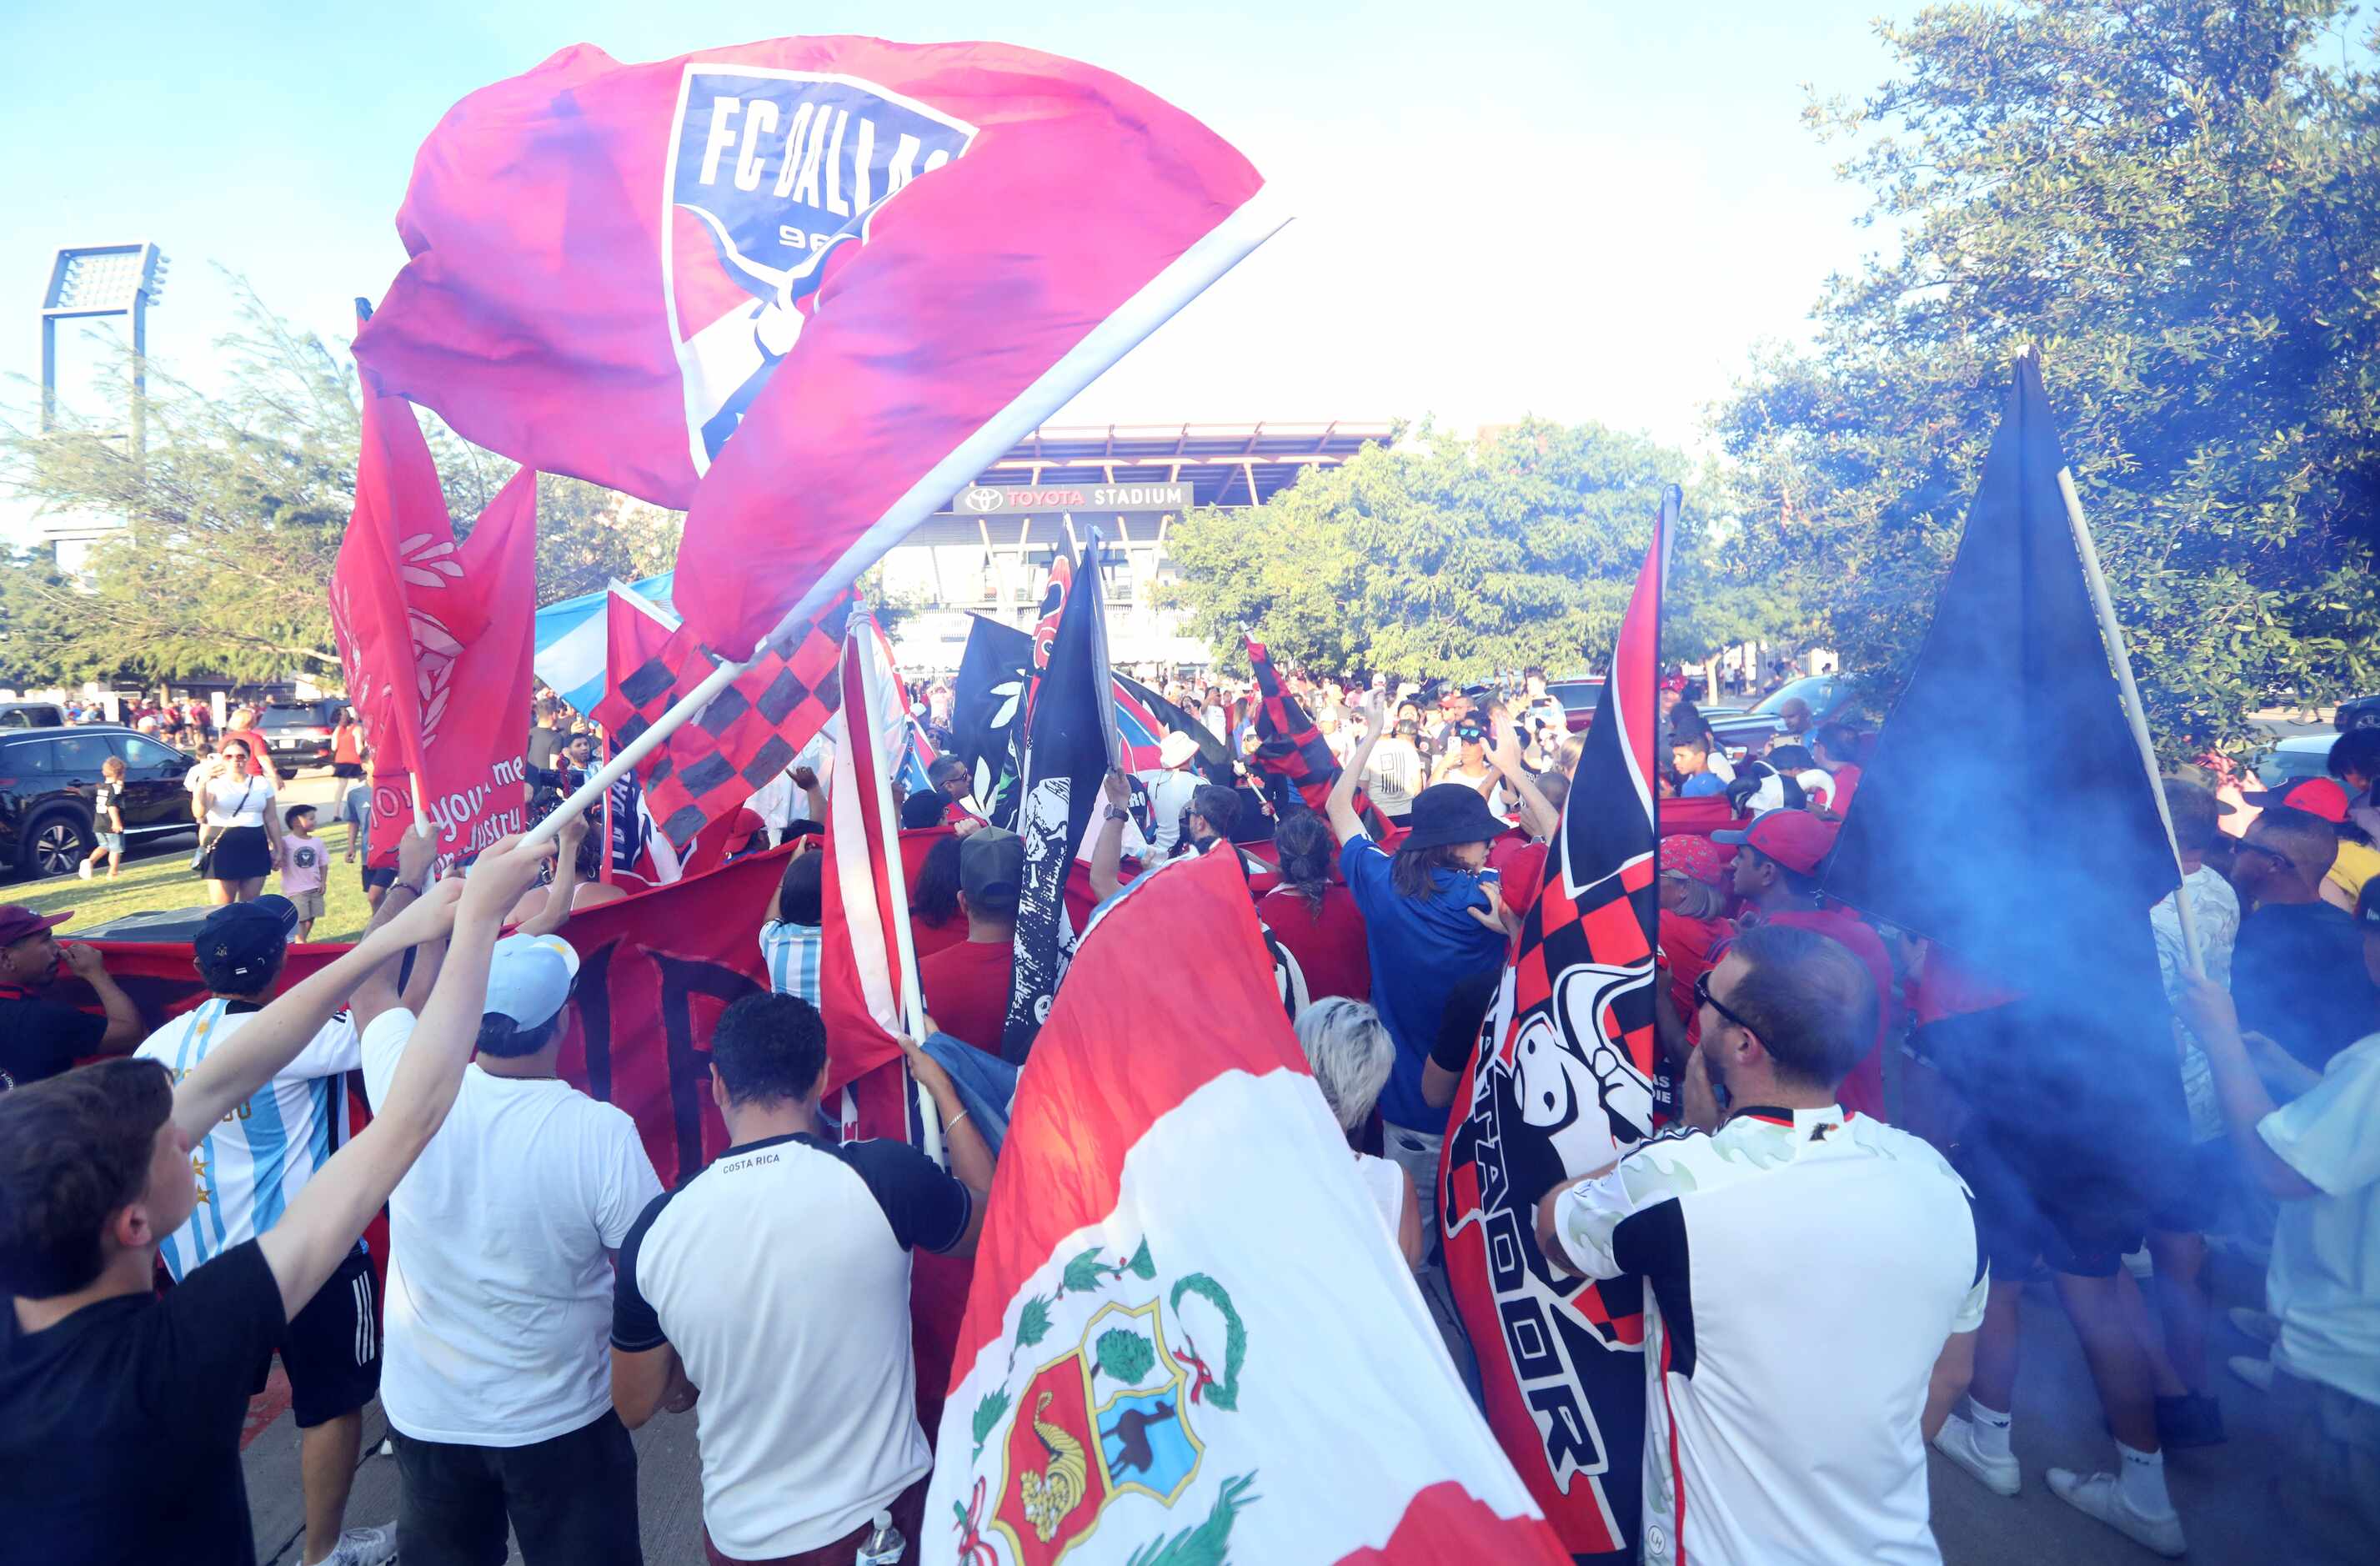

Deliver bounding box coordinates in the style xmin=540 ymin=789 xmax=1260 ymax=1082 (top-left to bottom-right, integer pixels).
xmin=1274 ymin=808 xmax=1335 ymax=916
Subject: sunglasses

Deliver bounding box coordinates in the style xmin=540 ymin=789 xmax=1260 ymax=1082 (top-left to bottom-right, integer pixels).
xmin=1693 ymin=969 xmax=1759 ymax=1037
xmin=2236 ymin=841 xmax=2297 ymax=875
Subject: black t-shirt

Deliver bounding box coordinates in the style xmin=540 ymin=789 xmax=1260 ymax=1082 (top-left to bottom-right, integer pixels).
xmin=2232 ymin=901 xmax=2371 ymax=1070
xmin=93 ymin=782 xmax=123 ymax=823
xmin=1 ymin=1239 xmax=285 ymax=1565
xmin=0 ymin=991 xmax=103 ymax=1093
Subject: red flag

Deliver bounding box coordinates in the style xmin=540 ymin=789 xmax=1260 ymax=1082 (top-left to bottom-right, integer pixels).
xmin=328 ymin=349 xmax=447 ymax=788
xmin=1247 ymin=635 xmax=1347 ymax=812
xmin=815 ymin=617 xmax=926 ymax=1100
xmin=593 ymin=598 xmax=852 ymax=847
xmin=1438 ymin=489 xmax=1673 ymax=1559
xmin=930 ymin=848 xmax=1567 ymax=1563
xmin=354 ymin=38 xmax=1275 ymax=660
xmin=331 ymin=359 xmax=543 ymax=878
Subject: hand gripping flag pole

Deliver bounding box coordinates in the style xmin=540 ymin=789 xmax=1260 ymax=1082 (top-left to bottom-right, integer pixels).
xmin=2029 ymin=346 xmax=2203 ymax=978
xmin=519 ymin=188 xmax=1290 ymax=854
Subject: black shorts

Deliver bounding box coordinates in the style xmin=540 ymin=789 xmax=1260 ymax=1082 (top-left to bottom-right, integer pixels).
xmin=253 ymin=1246 xmax=381 ymax=1428
xmin=2152 ymin=1139 xmax=2237 ymax=1235
xmin=361 ymin=865 xmax=398 ymax=892
xmin=332 ymin=762 xmax=364 ymax=779
xmin=1954 ymin=1114 xmax=2147 ymax=1279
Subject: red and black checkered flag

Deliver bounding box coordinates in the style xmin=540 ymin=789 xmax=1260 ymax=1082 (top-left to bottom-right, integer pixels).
xmin=1245 ymin=635 xmax=1343 ymax=811
xmin=594 ymin=595 xmax=853 ymax=846
xmin=1437 ymin=485 xmax=1675 ymax=1559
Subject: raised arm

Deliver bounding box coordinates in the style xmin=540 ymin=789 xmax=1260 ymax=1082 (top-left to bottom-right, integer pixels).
xmin=173 ymin=878 xmax=463 ymax=1141
xmin=1328 ymin=687 xmax=1387 ymax=846
xmin=348 ymin=823 xmax=442 ymax=1035
xmin=59 ymin=942 xmax=143 ymax=1053
xmin=1089 ymin=769 xmax=1132 ymax=901
xmin=898 ymin=1028 xmax=995 ymax=1257
xmin=1489 ymin=718 xmax=1559 ymax=841
xmin=519 ymin=815 xmax=591 ymax=938
xmin=254 ymin=835 xmax=554 ymax=1320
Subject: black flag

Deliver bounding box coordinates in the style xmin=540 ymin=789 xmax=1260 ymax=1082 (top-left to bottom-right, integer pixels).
xmin=1821 ymin=355 xmax=2188 ymax=1187
xmin=1000 ymin=533 xmax=1119 ymax=1062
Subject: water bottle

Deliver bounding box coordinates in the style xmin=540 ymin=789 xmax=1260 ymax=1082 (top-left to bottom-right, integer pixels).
xmin=854 ymin=1510 xmax=905 ymax=1565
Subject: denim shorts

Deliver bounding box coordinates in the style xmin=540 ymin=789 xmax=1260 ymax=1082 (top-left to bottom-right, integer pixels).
xmin=98 ymin=832 xmax=124 ymax=852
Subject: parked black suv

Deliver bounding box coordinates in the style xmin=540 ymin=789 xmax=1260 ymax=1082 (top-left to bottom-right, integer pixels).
xmin=258 ymin=700 xmax=343 ymax=772
xmin=0 ymin=725 xmax=199 ymax=880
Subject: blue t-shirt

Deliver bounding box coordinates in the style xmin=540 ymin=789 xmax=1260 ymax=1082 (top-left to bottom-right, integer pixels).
xmin=1339 ymin=834 xmax=1511 ymax=1130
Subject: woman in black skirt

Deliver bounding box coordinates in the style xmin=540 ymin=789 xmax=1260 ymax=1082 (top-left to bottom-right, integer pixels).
xmin=192 ymin=745 xmax=284 ymax=905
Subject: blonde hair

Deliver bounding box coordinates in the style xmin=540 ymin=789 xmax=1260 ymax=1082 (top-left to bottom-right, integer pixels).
xmin=100 ymin=755 xmax=126 ymax=777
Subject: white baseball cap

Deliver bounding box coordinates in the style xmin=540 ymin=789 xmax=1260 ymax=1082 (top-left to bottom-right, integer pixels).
xmin=484 ymin=933 xmax=581 ymax=1029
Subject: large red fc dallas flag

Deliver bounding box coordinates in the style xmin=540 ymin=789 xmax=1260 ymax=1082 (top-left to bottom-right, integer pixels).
xmin=355 ymin=36 xmax=1278 ymax=660
xmin=929 ymin=847 xmax=1564 ymax=1565
xmin=328 ymin=362 xmax=539 ymax=876
xmin=1438 ymin=488 xmax=1675 ymax=1560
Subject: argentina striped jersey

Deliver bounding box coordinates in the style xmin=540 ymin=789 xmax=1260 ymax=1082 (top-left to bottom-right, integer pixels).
xmin=134 ymin=999 xmax=362 ymax=1282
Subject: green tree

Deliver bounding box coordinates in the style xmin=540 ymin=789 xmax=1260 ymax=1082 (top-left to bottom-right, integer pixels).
xmin=0 ymin=280 xmax=682 ymax=687
xmin=0 ymin=545 xmax=86 ymax=688
xmin=1164 ymin=419 xmax=1756 ymax=683
xmin=1715 ymin=0 xmax=2380 ymax=756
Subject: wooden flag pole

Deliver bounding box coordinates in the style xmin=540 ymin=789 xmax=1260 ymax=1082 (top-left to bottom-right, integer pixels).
xmin=2053 ymin=460 xmax=2204 ymax=979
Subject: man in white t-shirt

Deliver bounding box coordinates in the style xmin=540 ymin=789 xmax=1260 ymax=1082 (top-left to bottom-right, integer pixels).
xmin=1135 ymin=730 xmax=1205 ymax=858
xmin=609 ymin=992 xmax=995 ymax=1563
xmin=134 ymin=893 xmax=399 ymax=1566
xmin=2176 ymin=903 xmax=2380 ymax=1558
xmin=358 ymin=930 xmax=661 ymax=1565
xmin=1539 ymin=925 xmax=1987 ymax=1566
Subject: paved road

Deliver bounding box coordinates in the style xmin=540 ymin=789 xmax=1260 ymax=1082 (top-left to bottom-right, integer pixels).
xmin=238 ymin=1245 xmax=2342 ymax=1565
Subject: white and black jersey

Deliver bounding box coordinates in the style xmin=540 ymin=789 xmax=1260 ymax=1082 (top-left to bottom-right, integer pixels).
xmin=611 ymin=1133 xmax=970 ymax=1560
xmin=1551 ymin=1105 xmax=1988 ymax=1566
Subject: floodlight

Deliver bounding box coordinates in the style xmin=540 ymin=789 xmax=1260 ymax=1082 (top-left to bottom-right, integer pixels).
xmin=39 ymin=241 xmax=168 ymax=444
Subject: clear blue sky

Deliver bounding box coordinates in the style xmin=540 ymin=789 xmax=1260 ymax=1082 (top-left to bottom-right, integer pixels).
xmin=1 ymin=0 xmax=1901 ymax=512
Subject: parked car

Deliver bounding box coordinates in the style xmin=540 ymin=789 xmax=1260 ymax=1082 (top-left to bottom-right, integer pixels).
xmin=1544 ymin=679 xmax=1605 ymax=733
xmin=1707 ymin=675 xmax=1859 ymax=760
xmin=1 ymin=725 xmax=200 ymax=879
xmin=2255 ymin=733 xmax=2337 ymax=791
xmin=0 ymin=700 xmax=68 ymax=730
xmin=258 ymin=700 xmax=343 ymax=772
xmin=2334 ymin=694 xmax=2380 ymax=732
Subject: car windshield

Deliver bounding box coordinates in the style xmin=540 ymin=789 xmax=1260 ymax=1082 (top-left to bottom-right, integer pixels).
xmin=1748 ymin=676 xmax=1837 ymax=717
xmin=261 ymin=706 xmax=323 ymax=728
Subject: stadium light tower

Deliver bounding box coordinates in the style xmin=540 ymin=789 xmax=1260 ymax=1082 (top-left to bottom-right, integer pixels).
xmin=39 ymin=242 xmax=168 ymax=454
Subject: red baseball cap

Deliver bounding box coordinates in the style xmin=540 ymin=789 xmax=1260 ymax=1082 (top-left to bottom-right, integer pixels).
xmin=1658 ymin=832 xmax=1730 ymax=888
xmin=0 ymin=905 xmax=73 ymax=947
xmin=2242 ymin=777 xmax=2350 ymax=823
xmin=1711 ymin=810 xmax=1839 ymax=876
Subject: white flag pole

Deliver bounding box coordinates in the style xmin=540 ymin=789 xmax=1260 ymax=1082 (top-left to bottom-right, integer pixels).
xmin=519 ymin=189 xmax=1291 ymax=856
xmin=2053 ymin=457 xmax=2203 ymax=978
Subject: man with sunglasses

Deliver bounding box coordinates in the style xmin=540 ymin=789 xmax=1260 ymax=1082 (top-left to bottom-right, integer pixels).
xmin=2232 ymin=806 xmax=2367 ymax=1073
xmin=1536 ymin=924 xmax=1987 ymax=1566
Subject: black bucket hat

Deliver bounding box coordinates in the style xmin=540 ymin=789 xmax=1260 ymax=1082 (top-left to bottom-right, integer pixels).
xmin=1400 ymin=783 xmax=1506 ymax=850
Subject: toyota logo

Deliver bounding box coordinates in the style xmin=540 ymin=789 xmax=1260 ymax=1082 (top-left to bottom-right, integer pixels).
xmin=961 ymin=487 xmax=1006 ymax=513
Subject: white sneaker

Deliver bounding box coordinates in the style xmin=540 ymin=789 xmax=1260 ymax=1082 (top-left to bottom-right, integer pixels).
xmin=314 ymin=1523 xmax=398 ymax=1565
xmin=2229 ymin=1353 xmax=2274 ymax=1393
xmin=2227 ymin=1306 xmax=2278 ymax=1346
xmin=2047 ymin=1468 xmax=2186 ymax=1558
xmin=78 ymin=860 xmax=93 ymax=880
xmin=1932 ymin=1413 xmax=2021 ymax=1497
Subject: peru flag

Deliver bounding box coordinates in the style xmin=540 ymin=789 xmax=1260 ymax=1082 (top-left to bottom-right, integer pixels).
xmin=356 ymin=37 xmax=1279 ymax=660
xmin=1439 ymin=488 xmax=1676 ymax=1559
xmin=929 ymin=847 xmax=1565 ymax=1565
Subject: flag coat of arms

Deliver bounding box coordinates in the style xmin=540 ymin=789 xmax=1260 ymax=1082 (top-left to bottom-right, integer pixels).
xmin=1439 ymin=491 xmax=1675 ymax=1560
xmin=929 ymin=846 xmax=1566 ymax=1565
xmin=356 ymin=36 xmax=1280 ymax=661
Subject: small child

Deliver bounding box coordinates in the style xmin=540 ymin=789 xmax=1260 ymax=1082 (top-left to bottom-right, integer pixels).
xmin=278 ymin=803 xmax=328 ymax=940
xmin=79 ymin=756 xmax=128 ymax=881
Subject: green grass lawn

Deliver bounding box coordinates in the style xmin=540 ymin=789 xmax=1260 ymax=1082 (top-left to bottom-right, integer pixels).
xmin=14 ymin=822 xmax=378 ymax=945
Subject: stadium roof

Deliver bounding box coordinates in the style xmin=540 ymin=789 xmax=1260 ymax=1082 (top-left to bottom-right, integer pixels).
xmin=966 ymin=419 xmax=1395 ymax=508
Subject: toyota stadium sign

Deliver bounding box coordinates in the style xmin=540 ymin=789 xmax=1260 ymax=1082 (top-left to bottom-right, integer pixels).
xmin=946 ymin=482 xmax=1191 ymax=514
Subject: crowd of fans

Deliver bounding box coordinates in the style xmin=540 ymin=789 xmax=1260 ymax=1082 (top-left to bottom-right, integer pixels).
xmin=3 ymin=663 xmax=2376 ymax=1565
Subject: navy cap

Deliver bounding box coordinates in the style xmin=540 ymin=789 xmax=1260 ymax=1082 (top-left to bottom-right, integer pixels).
xmin=196 ymin=896 xmax=299 ymax=988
